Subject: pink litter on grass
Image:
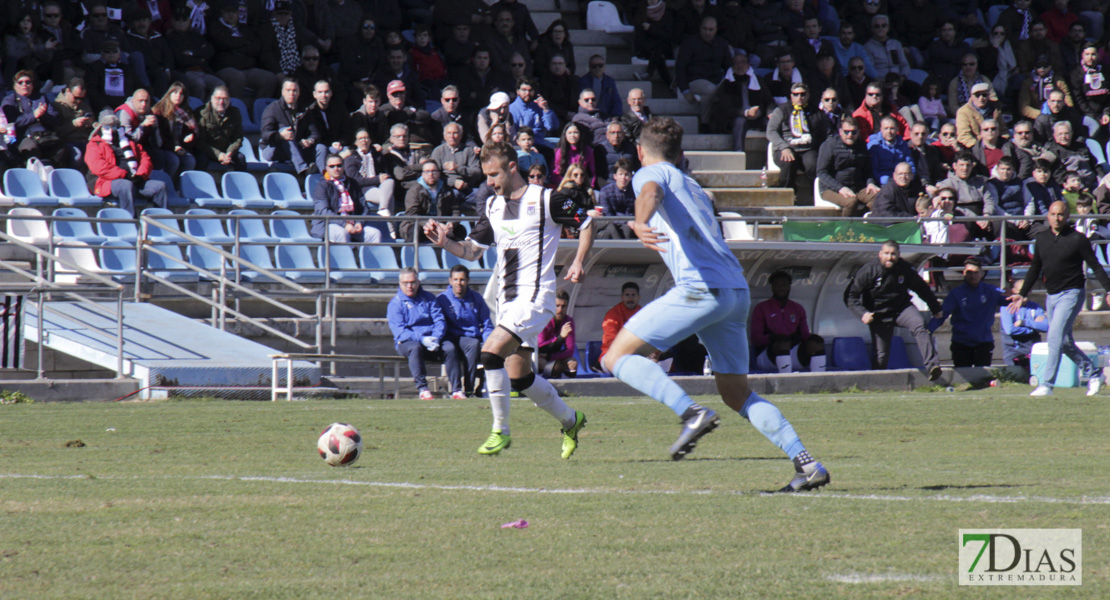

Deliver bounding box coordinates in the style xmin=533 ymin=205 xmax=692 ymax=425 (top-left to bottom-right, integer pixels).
xmin=501 ymin=519 xmax=529 ymax=529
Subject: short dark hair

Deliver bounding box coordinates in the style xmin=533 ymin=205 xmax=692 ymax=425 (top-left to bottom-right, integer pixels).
xmin=621 ymin=281 xmax=639 ymax=293
xmin=556 ymin=289 xmax=570 ymax=302
xmin=840 ymin=115 xmax=858 ymax=129
xmin=953 ymin=150 xmax=976 ymax=164
xmin=963 ymin=256 xmax=983 ymax=269
xmin=997 ymin=155 xmax=1018 ymax=170
xmin=882 ymin=239 xmax=900 ymax=252
xmin=769 ymin=270 xmax=792 ymax=285
xmin=613 ymin=157 xmax=635 ymax=174
xmin=638 ymin=117 xmax=683 ymax=163
xmin=450 ymin=264 xmax=470 ymax=277
xmin=516 ymin=76 xmax=536 ymax=91
xmin=1033 ymin=158 xmax=1052 ymax=172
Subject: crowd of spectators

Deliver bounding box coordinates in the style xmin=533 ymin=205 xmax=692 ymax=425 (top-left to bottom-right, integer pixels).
xmin=5 ymin=0 xmax=1110 ymax=254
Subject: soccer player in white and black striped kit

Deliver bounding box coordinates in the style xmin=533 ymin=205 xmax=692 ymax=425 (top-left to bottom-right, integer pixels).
xmin=423 ymin=141 xmax=595 ymax=458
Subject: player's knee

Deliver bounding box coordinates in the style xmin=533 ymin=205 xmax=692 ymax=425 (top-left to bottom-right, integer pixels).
xmin=769 ymin=337 xmax=792 ymax=356
xmin=480 ymin=351 xmax=505 ymax=371
xmin=510 ymin=371 xmax=535 ymax=391
xmin=806 ymin=335 xmax=825 ymax=355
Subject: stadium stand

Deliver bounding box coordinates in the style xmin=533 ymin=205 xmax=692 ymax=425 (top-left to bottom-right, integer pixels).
xmin=52 ymin=208 xmax=106 ymax=244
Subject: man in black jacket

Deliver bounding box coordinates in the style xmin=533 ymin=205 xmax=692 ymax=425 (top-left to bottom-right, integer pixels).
xmin=260 ymin=78 xmax=315 ymax=175
xmin=1009 ymin=201 xmax=1110 ymax=396
xmin=871 ymin=162 xmax=922 ymax=218
xmin=845 ymin=240 xmax=944 ymax=379
xmin=816 ymin=116 xmax=879 ymax=215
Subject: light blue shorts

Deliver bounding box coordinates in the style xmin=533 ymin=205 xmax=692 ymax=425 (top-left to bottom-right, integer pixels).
xmin=623 ymin=285 xmax=750 ymax=375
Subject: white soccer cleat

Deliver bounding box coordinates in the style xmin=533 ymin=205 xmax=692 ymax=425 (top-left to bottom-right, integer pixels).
xmin=1030 ymin=385 xmax=1053 ymax=397
xmin=1087 ymin=375 xmax=1104 ymax=396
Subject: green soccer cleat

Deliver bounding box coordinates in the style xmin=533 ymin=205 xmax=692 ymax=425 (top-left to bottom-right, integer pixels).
xmin=477 ymin=430 xmax=511 ymax=455
xmin=560 ymin=410 xmax=588 ymax=459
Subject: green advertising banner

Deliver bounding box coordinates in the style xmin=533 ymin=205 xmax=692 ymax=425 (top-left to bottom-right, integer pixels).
xmin=781 ymin=220 xmax=923 ymax=244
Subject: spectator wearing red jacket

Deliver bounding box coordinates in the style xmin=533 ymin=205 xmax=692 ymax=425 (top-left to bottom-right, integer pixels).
xmin=84 ymin=114 xmax=168 ymax=217
xmin=850 ymin=80 xmax=909 ymax=141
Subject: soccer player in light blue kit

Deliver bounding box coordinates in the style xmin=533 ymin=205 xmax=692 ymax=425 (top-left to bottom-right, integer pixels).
xmin=602 ymin=117 xmax=830 ymax=492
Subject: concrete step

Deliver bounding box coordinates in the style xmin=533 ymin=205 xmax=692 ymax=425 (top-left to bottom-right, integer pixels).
xmin=711 ymin=187 xmax=793 ymax=208
xmin=692 ymin=170 xmax=765 ymax=188
xmin=639 ymin=98 xmax=699 ymax=116
xmin=681 ymin=134 xmax=732 ymax=151
xmin=685 ymin=151 xmax=745 ymax=171
xmin=528 ymin=0 xmax=581 ymax=12
xmin=534 ymin=11 xmax=581 ymax=31
xmin=571 ymin=30 xmax=633 ymax=46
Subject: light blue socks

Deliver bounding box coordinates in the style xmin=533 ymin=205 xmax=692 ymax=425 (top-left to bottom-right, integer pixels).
xmin=613 ymin=354 xmax=695 ymax=416
xmin=740 ymin=392 xmax=805 ymax=460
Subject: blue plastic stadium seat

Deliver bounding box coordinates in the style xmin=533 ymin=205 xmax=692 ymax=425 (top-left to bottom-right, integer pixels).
xmin=269 ymin=209 xmax=316 ymax=242
xmin=442 ymin=251 xmax=490 ymax=284
xmin=233 ymin=242 xmax=283 ymax=283
xmin=96 ymin=207 xmax=139 ymax=243
xmin=253 ymin=97 xmax=277 ymax=124
xmin=98 ymin=241 xmax=136 ymax=281
xmin=4 ymin=168 xmax=59 ymax=207
xmin=574 ymin=347 xmax=602 ymax=379
xmin=263 ymin=172 xmax=314 ymax=211
xmin=52 ymin=207 xmax=106 ymax=244
xmin=146 ymin=243 xmax=199 ymax=282
xmin=141 ymin=207 xmax=185 ymax=241
xmin=318 ymin=244 xmax=377 ymax=283
xmin=147 ymin=170 xmax=190 ymax=208
xmin=221 ymin=172 xmax=275 ymax=210
xmin=359 ymin=244 xmax=401 ymax=283
xmin=401 ymin=245 xmax=449 ymax=283
xmin=887 ymin=336 xmax=912 ymax=369
xmin=184 ymin=208 xmax=233 ymax=243
xmin=179 ymin=170 xmax=233 ymax=209
xmin=227 ymin=209 xmax=278 ymax=243
xmin=303 ymin=173 xmax=323 ymax=200
xmin=186 ymin=243 xmax=227 ymax=280
xmin=240 ymin=137 xmax=278 ymax=173
xmin=275 ymin=244 xmax=326 ymax=283
xmin=231 ymin=97 xmax=259 ymax=133
xmin=584 ymin=341 xmax=608 ymax=377
xmin=831 ymin=337 xmax=871 ymax=371
xmin=48 ymin=169 xmax=103 ymax=207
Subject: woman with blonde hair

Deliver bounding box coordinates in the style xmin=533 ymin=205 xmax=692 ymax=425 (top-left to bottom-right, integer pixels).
xmin=554 ymin=162 xmax=596 ymax=238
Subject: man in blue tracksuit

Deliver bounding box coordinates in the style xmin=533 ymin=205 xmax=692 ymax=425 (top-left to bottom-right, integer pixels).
xmin=387 ymin=267 xmax=460 ymax=400
xmin=999 ymin=277 xmax=1049 ymax=372
xmin=436 ymin=265 xmax=494 ymax=398
xmin=930 ymin=256 xmax=1008 ymax=367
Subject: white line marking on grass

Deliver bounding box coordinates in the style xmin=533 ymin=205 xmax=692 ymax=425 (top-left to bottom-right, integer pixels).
xmin=6 ymin=473 xmax=1110 ymax=506
xmin=826 ymin=573 xmax=943 ymax=584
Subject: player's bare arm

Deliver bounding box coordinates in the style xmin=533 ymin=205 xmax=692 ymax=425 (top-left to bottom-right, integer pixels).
xmin=564 ymin=219 xmax=594 ymax=282
xmin=629 ymin=180 xmax=667 ymax=252
xmin=423 ymin=219 xmax=485 ymax=262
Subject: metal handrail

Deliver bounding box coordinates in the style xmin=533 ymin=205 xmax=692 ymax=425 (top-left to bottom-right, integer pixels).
xmin=139 ymin=214 xmax=323 ymax=353
xmin=0 ymin=229 xmax=127 ymax=379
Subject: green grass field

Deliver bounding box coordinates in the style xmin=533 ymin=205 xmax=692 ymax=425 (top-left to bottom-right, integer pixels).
xmin=1 ymin=386 xmax=1107 ymax=599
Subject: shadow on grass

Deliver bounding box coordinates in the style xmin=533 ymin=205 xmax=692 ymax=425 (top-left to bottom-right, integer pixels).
xmin=623 ymin=456 xmax=786 ymax=464
xmin=917 ymin=483 xmax=1031 ymax=491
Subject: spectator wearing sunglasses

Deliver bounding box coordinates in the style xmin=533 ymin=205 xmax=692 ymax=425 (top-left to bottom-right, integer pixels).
xmin=955 ymin=82 xmax=1002 ymax=148
xmin=577 ymin=55 xmax=621 ymax=120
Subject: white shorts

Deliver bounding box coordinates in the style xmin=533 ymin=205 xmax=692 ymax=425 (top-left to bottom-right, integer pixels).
xmin=756 ymin=345 xmax=803 ymax=372
xmin=497 ymin=299 xmax=554 ymax=349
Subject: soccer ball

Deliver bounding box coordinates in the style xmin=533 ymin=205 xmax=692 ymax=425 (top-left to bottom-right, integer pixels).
xmin=317 ymin=423 xmax=363 ymax=467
